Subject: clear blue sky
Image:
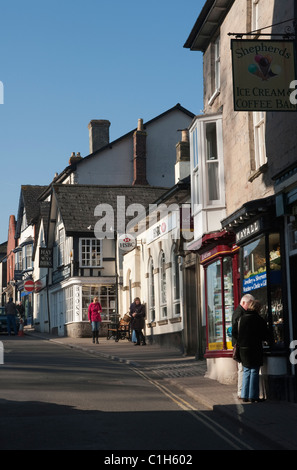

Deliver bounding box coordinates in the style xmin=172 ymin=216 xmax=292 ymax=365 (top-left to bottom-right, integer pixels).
xmin=0 ymin=0 xmax=204 ymax=243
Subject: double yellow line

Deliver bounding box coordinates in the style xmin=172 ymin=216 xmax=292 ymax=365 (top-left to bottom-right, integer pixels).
xmin=132 ymin=368 xmax=254 ymax=451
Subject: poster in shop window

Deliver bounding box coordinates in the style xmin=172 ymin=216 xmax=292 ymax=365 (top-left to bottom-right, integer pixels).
xmin=231 ymin=39 xmax=297 ymax=111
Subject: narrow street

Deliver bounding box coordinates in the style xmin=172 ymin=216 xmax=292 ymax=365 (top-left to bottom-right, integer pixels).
xmin=0 ymin=336 xmax=276 ymax=452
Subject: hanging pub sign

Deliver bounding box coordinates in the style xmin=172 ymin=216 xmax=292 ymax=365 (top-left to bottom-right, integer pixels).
xmin=231 ymin=39 xmax=297 ymax=111
xmin=39 ymin=248 xmax=53 ymax=268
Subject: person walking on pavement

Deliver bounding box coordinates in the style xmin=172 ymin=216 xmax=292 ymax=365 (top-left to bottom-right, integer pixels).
xmin=236 ymin=299 xmax=268 ymax=403
xmin=88 ymin=297 xmax=102 ymax=344
xmin=5 ymin=297 xmax=18 ymax=336
xmin=130 ymin=297 xmax=146 ymax=346
xmin=232 ymin=293 xmax=254 ymax=398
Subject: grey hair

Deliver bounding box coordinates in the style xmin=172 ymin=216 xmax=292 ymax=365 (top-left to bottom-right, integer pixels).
xmin=240 ymin=293 xmax=255 ymax=304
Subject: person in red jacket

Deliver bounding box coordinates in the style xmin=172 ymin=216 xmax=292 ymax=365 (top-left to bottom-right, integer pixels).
xmin=88 ymin=297 xmax=102 ymax=344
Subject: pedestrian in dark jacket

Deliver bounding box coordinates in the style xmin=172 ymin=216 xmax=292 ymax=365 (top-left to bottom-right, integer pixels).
xmin=129 ymin=297 xmax=146 ymax=346
xmin=237 ymin=300 xmax=268 ymax=403
xmin=232 ymin=293 xmax=255 ymax=398
xmin=5 ymin=297 xmax=18 ymax=336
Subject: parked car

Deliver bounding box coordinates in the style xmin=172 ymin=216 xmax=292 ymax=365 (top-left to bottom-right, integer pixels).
xmin=0 ymin=306 xmax=20 ymax=334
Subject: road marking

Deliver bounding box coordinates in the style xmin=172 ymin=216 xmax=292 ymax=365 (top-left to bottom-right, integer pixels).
xmin=132 ymin=368 xmax=254 ymax=451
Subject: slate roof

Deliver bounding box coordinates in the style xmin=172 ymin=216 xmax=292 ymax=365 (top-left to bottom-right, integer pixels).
xmin=15 ymin=185 xmax=48 ymax=238
xmin=52 ymin=184 xmax=170 ymax=236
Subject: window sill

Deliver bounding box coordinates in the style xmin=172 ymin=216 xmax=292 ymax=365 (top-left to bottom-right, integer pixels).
xmin=248 ymin=162 xmax=268 ymax=182
xmin=157 ymin=319 xmax=168 ymax=326
xmin=79 ymin=266 xmax=104 ymax=269
xmin=169 ymin=316 xmax=181 ymax=324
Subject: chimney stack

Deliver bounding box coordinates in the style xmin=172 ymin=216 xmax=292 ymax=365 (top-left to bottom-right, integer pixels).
xmin=175 ymin=129 xmax=190 ymax=183
xmin=88 ymin=119 xmax=111 ymax=154
xmin=132 ymin=119 xmax=148 ymax=186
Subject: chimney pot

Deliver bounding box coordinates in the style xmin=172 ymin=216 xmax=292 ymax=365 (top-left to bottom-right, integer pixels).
xmin=137 ymin=118 xmax=144 ymax=131
xmin=69 ymin=152 xmax=83 ymax=165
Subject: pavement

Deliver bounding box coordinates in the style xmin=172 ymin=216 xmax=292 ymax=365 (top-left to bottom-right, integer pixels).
xmin=16 ymin=328 xmax=297 ymax=450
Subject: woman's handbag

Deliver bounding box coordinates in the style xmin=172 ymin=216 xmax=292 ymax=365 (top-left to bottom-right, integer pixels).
xmin=123 ymin=313 xmax=131 ymax=323
xmin=232 ymin=343 xmax=241 ymax=362
xmin=232 ymin=317 xmax=241 ymax=362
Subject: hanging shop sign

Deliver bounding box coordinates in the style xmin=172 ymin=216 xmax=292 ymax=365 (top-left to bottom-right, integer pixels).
xmin=39 ymin=248 xmax=53 ymax=268
xmin=231 ymin=39 xmax=297 ymax=111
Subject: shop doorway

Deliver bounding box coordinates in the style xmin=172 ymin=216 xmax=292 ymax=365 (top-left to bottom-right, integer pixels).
xmin=184 ymin=265 xmax=199 ymax=356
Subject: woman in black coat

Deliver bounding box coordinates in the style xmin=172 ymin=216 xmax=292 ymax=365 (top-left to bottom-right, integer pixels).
xmin=238 ymin=300 xmax=268 ymax=402
xmin=130 ymin=297 xmax=146 ymax=346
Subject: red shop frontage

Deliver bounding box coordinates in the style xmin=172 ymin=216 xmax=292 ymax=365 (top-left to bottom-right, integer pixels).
xmin=196 ymin=230 xmax=240 ymax=384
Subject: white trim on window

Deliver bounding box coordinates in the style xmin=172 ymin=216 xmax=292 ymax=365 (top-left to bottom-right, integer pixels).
xmin=79 ymin=238 xmax=102 ymax=268
xmin=253 ymin=111 xmax=267 ymax=169
xmin=190 ymin=114 xmax=225 ymax=214
xmin=159 ymin=251 xmax=167 ymax=318
xmin=147 ymin=257 xmax=155 ymax=322
xmin=171 ymin=249 xmax=181 ymax=317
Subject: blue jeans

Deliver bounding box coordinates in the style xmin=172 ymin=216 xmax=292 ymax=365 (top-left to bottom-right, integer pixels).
xmin=7 ymin=315 xmax=17 ymax=336
xmin=241 ymin=366 xmax=260 ymax=400
xmin=91 ymin=321 xmax=100 ymax=332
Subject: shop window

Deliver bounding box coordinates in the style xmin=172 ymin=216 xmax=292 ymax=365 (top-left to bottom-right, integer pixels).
xmin=206 ymin=256 xmax=234 ymax=351
xmin=241 ymin=233 xmax=283 ymax=347
xmin=148 ymin=258 xmax=155 ymax=322
xmin=172 ymin=251 xmax=181 ymax=316
xmin=65 ymin=286 xmax=73 ymax=323
xmin=269 ymin=234 xmax=283 ymax=345
xmin=159 ymin=251 xmax=167 ymax=318
xmin=81 ymin=284 xmax=116 ymax=321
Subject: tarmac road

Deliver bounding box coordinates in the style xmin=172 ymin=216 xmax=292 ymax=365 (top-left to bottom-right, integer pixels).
xmin=0 ymin=335 xmax=279 ymax=451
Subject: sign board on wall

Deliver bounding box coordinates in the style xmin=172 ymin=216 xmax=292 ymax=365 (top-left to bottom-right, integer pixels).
xmin=39 ymin=248 xmax=53 ymax=268
xmin=231 ymin=40 xmax=297 ymax=111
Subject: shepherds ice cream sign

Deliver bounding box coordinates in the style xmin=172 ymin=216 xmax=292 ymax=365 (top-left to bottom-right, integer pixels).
xmin=231 ymin=40 xmax=297 ymax=111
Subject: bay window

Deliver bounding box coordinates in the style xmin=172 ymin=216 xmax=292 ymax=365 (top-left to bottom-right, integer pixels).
xmin=190 ymin=115 xmax=224 ymax=212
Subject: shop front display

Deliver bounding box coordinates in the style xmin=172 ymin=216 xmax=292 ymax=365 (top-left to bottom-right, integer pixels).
xmin=198 ymin=231 xmax=239 ymax=358
xmin=221 ymin=196 xmax=293 ymax=398
xmin=241 ymin=232 xmax=283 ymax=348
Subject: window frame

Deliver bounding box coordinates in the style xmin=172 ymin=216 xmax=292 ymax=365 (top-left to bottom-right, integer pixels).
xmin=172 ymin=249 xmax=181 ymax=317
xmin=79 ymin=238 xmax=102 ymax=268
xmin=190 ymin=114 xmax=225 ymax=214
xmin=147 ymin=257 xmax=155 ymax=322
xmin=159 ymin=251 xmax=167 ymax=318
xmin=253 ymin=111 xmax=267 ymax=170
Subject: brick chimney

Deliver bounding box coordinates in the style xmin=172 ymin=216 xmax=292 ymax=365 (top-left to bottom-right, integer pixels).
xmin=88 ymin=120 xmax=110 ymax=154
xmin=132 ymin=119 xmax=148 ymax=186
xmin=175 ymin=129 xmax=190 ymax=183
